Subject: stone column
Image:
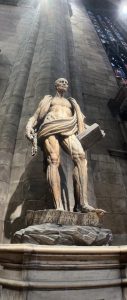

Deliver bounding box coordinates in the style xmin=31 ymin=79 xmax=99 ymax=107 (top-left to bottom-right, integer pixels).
xmin=69 ymin=0 xmax=127 ymax=244
xmin=3 ymin=0 xmax=74 ymax=242
xmin=0 ymin=1 xmax=40 ymax=241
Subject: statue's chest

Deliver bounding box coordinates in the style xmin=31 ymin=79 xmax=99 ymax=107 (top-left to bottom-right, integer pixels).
xmin=51 ymin=97 xmax=71 ymax=108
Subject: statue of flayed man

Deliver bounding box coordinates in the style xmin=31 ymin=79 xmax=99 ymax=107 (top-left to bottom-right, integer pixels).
xmin=26 ymin=78 xmax=103 ymax=213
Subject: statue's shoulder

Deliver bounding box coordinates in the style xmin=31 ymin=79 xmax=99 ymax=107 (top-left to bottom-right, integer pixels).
xmin=68 ymin=97 xmax=78 ymax=105
xmin=67 ymin=97 xmax=79 ymax=110
xmin=39 ymin=95 xmax=53 ymax=106
xmin=43 ymin=95 xmax=53 ymax=100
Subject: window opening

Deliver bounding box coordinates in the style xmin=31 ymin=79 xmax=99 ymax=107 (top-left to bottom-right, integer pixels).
xmin=87 ymin=10 xmax=127 ymax=86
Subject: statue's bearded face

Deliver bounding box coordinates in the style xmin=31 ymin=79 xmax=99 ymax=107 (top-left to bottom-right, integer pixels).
xmin=55 ymin=78 xmax=68 ymax=93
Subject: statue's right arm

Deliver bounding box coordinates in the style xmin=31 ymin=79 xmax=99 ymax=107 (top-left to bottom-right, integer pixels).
xmin=26 ymin=95 xmax=52 ymax=141
xmin=25 ymin=101 xmax=42 ymax=141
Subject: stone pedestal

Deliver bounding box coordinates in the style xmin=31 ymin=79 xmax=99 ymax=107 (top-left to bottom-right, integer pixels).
xmin=12 ymin=223 xmax=112 ymax=245
xmin=12 ymin=210 xmax=112 ymax=246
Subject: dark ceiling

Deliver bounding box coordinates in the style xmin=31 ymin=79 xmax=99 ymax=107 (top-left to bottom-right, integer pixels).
xmin=0 ymin=0 xmax=19 ymax=4
xmin=84 ymin=0 xmax=117 ymax=10
xmin=0 ymin=0 xmax=120 ymax=8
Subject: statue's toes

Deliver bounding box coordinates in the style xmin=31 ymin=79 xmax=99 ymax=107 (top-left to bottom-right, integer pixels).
xmin=95 ymin=208 xmax=106 ymax=217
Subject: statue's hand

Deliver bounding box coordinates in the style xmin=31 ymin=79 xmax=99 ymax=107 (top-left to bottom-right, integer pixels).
xmin=25 ymin=127 xmax=35 ymax=141
xmin=101 ymin=129 xmax=105 ymax=137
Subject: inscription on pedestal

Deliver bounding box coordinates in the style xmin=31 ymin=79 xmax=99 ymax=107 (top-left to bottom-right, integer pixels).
xmin=26 ymin=209 xmax=100 ymax=227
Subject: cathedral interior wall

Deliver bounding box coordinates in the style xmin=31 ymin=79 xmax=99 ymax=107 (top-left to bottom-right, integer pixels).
xmin=0 ymin=0 xmax=127 ymax=245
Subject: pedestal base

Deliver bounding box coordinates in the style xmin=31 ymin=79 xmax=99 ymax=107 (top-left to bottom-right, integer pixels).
xmin=12 ymin=223 xmax=112 ymax=245
xmin=12 ymin=210 xmax=112 ymax=246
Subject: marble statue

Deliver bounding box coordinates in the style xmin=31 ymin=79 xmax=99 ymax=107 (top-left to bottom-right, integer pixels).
xmin=26 ymin=78 xmax=104 ymax=213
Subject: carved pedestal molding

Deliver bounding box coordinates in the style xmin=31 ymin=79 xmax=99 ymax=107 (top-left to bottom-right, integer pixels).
xmin=0 ymin=245 xmax=127 ymax=299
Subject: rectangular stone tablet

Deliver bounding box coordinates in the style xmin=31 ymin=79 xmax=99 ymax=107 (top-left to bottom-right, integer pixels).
xmin=77 ymin=123 xmax=105 ymax=150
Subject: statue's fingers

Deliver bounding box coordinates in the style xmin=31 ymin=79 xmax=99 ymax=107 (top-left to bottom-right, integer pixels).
xmin=31 ymin=128 xmax=35 ymax=134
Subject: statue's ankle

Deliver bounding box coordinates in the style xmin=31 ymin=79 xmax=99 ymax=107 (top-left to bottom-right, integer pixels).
xmin=81 ymin=204 xmax=95 ymax=213
xmin=73 ymin=204 xmax=82 ymax=212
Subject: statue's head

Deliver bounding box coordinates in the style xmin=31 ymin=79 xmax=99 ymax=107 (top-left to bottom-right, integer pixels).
xmin=55 ymin=78 xmax=68 ymax=93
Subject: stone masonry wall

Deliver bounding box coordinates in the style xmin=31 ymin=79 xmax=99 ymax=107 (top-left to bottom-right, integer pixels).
xmin=0 ymin=1 xmax=40 ymax=241
xmin=70 ymin=0 xmax=127 ymax=244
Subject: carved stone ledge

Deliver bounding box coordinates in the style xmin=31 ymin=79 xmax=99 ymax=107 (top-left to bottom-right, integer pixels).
xmin=108 ymin=148 xmax=127 ymax=159
xmin=0 ymin=245 xmax=127 ymax=299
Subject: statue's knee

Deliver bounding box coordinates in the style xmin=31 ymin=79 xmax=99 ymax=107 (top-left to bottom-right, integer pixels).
xmin=47 ymin=153 xmax=59 ymax=166
xmin=72 ymin=153 xmax=86 ymax=164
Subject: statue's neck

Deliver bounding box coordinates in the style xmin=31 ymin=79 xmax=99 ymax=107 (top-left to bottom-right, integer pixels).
xmin=55 ymin=91 xmax=64 ymax=98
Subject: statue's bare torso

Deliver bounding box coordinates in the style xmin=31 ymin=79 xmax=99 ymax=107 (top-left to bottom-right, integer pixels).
xmin=44 ymin=97 xmax=73 ymax=123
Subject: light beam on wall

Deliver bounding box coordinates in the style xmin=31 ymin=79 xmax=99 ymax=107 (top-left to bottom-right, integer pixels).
xmin=118 ymin=1 xmax=127 ymax=18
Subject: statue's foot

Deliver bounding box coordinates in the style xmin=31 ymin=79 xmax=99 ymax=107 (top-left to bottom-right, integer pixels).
xmin=56 ymin=207 xmax=65 ymax=211
xmin=95 ymin=208 xmax=106 ymax=217
xmin=81 ymin=204 xmax=106 ymax=216
xmin=81 ymin=204 xmax=95 ymax=213
xmin=73 ymin=205 xmax=82 ymax=213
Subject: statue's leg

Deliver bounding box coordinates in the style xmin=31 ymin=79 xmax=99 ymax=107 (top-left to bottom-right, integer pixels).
xmin=62 ymin=135 xmax=95 ymax=212
xmin=44 ymin=135 xmax=63 ymax=210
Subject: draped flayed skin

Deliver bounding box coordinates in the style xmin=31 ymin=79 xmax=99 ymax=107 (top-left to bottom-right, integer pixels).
xmin=38 ymin=112 xmax=78 ymax=139
xmin=37 ymin=96 xmax=85 ymax=140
